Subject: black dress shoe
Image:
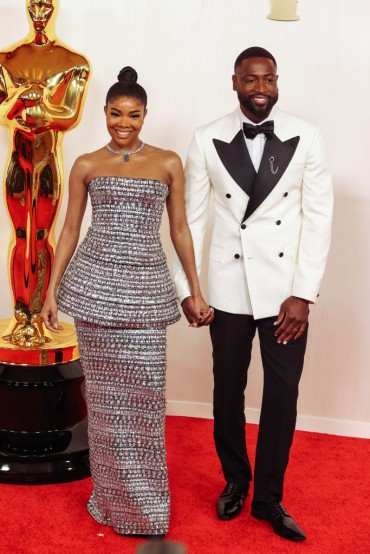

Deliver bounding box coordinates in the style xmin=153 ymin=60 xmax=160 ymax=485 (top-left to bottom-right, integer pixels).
xmin=251 ymin=500 xmax=306 ymax=541
xmin=217 ymin=482 xmax=249 ymax=520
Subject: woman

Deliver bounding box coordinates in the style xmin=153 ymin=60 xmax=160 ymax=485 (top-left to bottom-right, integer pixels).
xmin=41 ymin=67 xmax=213 ymax=537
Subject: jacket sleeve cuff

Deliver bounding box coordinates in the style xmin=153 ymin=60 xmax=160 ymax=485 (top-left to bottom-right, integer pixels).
xmin=174 ymin=278 xmax=192 ymax=305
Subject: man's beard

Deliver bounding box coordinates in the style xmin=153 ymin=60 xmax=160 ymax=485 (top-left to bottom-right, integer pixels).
xmin=238 ymin=92 xmax=279 ymax=121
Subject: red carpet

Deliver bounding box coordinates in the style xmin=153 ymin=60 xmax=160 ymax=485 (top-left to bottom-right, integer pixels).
xmin=1 ymin=416 xmax=369 ymax=554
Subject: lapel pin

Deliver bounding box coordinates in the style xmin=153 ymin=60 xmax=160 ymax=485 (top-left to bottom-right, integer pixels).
xmin=269 ymin=156 xmax=279 ymax=175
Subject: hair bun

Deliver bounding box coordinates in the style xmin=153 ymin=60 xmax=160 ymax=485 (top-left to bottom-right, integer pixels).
xmin=117 ymin=66 xmax=138 ymax=84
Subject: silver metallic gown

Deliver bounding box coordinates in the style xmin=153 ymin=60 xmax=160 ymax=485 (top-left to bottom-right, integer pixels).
xmin=57 ymin=177 xmax=180 ymax=535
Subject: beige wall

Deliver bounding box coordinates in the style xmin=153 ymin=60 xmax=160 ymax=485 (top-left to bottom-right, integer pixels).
xmin=0 ymin=0 xmax=369 ymax=437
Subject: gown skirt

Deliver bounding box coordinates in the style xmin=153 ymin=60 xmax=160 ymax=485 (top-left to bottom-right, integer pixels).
xmin=76 ymin=321 xmax=169 ymax=535
xmin=57 ymin=177 xmax=181 ymax=535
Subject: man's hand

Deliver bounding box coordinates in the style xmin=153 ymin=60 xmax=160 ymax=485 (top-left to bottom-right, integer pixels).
xmin=274 ymin=296 xmax=309 ymax=344
xmin=181 ymin=296 xmax=214 ymax=327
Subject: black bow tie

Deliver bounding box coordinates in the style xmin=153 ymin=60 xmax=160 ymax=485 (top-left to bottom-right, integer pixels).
xmin=243 ymin=120 xmax=274 ymax=140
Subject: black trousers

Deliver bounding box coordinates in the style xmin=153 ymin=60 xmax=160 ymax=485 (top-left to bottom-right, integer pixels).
xmin=210 ymin=308 xmax=308 ymax=502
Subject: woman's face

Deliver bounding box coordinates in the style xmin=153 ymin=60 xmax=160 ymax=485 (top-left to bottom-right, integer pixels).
xmin=104 ymin=96 xmax=147 ymax=150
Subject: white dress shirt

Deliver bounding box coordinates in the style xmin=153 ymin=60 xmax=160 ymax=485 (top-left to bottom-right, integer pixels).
xmin=239 ymin=107 xmax=276 ymax=172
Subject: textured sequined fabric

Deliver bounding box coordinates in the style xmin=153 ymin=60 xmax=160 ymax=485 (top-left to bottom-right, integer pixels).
xmin=57 ymin=177 xmax=180 ymax=328
xmin=76 ymin=321 xmax=169 ymax=535
xmin=57 ymin=177 xmax=181 ymax=534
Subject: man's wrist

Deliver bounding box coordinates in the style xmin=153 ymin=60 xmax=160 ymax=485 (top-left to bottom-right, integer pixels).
xmin=180 ymin=295 xmax=192 ymax=306
xmin=293 ymin=296 xmax=312 ymax=304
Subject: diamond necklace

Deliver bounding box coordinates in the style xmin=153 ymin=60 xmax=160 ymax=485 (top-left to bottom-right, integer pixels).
xmin=105 ymin=141 xmax=145 ymax=162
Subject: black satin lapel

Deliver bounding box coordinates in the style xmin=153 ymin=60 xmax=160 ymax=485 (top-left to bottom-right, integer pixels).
xmin=243 ymin=134 xmax=300 ymax=220
xmin=213 ymin=130 xmax=256 ymax=195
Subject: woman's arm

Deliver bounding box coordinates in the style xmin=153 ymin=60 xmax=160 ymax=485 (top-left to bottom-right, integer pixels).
xmin=40 ymin=156 xmax=89 ymax=331
xmin=166 ymin=152 xmax=213 ymax=326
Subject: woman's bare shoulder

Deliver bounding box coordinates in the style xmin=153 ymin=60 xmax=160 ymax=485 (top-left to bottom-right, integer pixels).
xmin=146 ymin=144 xmax=182 ymax=168
xmin=71 ymin=147 xmax=108 ymax=179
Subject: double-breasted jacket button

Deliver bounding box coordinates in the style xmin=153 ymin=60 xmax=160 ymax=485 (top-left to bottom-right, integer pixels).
xmin=279 ymin=252 xmax=284 ymax=257
xmin=241 ymin=224 xmax=246 ymax=229
xmin=234 ymin=253 xmax=241 ymax=259
xmin=283 ymin=192 xmax=288 ymax=197
xmin=226 ymin=193 xmax=231 ymax=198
xmin=276 ymin=220 xmax=281 ymax=225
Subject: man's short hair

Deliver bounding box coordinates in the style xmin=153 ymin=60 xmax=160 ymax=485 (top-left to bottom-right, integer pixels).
xmin=234 ymin=47 xmax=277 ymax=71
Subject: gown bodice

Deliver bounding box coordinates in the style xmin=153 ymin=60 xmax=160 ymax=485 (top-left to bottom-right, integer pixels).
xmin=57 ymin=176 xmax=181 ymax=328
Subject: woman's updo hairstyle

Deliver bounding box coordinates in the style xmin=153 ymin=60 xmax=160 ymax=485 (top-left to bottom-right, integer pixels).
xmin=106 ymin=66 xmax=147 ymax=107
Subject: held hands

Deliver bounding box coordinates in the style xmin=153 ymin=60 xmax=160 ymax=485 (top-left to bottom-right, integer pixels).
xmin=40 ymin=293 xmax=63 ymax=333
xmin=274 ymin=295 xmax=309 ymax=344
xmin=181 ymin=295 xmax=215 ymax=328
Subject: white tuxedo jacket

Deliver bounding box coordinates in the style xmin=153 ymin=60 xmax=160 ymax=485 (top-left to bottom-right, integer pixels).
xmin=173 ymin=108 xmax=333 ymax=319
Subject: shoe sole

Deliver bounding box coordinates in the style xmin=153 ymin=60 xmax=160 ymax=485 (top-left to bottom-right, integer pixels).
xmin=251 ymin=509 xmax=306 ymax=542
xmin=217 ymin=513 xmax=241 ymax=521
xmin=217 ymin=507 xmax=243 ymax=521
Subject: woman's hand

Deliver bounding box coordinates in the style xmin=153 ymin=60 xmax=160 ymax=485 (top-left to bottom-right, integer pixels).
xmin=182 ymin=295 xmax=214 ymax=327
xmin=40 ymin=294 xmax=63 ymax=332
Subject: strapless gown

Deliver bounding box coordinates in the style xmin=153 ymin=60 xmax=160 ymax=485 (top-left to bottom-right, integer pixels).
xmin=57 ymin=177 xmax=181 ymax=535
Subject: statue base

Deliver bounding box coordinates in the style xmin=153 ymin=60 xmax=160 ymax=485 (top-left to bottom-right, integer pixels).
xmin=0 ymin=355 xmax=90 ymax=484
xmin=0 ymin=319 xmax=80 ymax=366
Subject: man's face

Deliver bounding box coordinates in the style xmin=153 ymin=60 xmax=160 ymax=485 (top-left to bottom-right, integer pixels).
xmin=27 ymin=1 xmax=54 ymax=32
xmin=232 ymin=57 xmax=279 ymax=123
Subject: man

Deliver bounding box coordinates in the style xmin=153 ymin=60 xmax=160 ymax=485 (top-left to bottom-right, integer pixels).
xmin=173 ymin=47 xmax=333 ymax=541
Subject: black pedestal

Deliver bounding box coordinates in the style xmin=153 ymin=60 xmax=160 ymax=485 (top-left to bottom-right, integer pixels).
xmin=0 ymin=360 xmax=90 ymax=484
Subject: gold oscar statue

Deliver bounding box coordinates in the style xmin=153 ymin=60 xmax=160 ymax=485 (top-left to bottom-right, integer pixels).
xmin=0 ymin=0 xmax=90 ymax=364
xmin=0 ymin=0 xmax=91 ymax=484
